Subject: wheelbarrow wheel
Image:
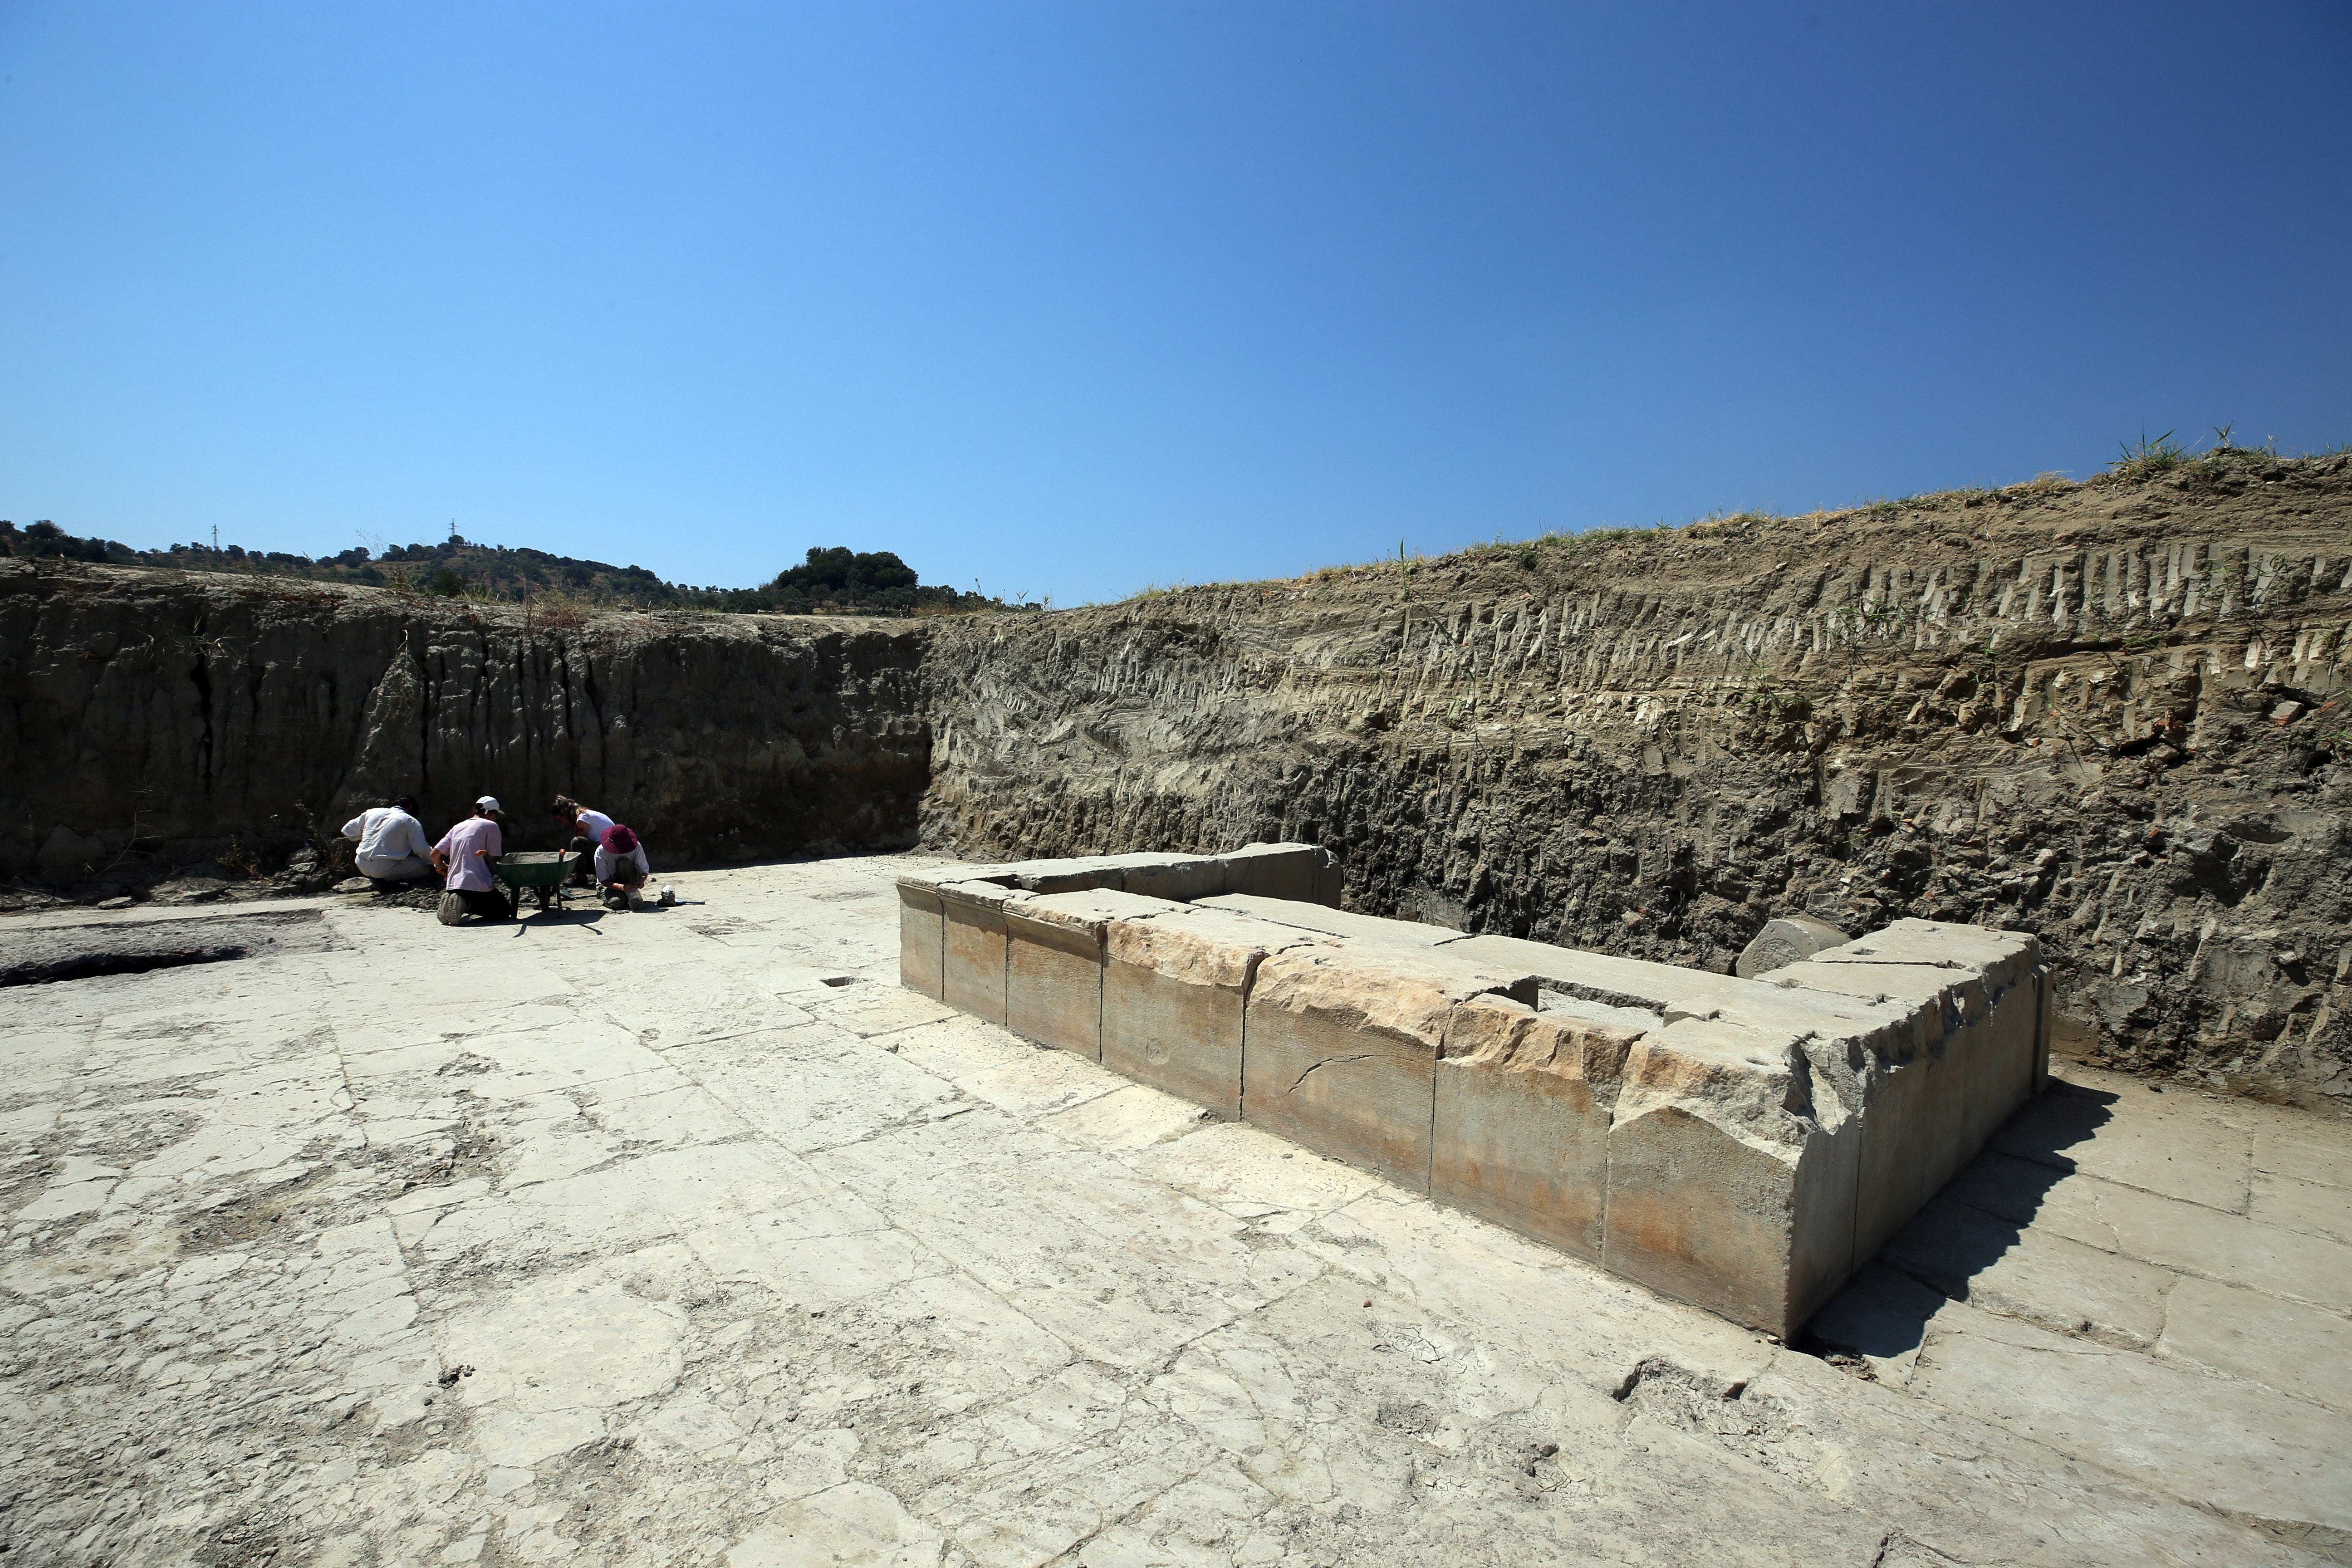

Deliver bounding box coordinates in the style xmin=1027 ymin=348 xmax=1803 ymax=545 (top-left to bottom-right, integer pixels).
xmin=536 ymin=886 xmax=554 ymax=912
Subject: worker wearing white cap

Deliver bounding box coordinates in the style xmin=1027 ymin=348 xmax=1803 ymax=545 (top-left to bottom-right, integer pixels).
xmin=429 ymin=797 xmax=513 ymax=924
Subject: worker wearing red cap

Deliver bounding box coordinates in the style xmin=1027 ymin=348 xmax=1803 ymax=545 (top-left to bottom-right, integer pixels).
xmin=595 ymin=823 xmax=651 ymax=911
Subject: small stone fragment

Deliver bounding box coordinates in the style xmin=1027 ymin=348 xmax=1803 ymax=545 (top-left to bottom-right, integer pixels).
xmin=1735 ymin=914 xmax=1852 ymax=979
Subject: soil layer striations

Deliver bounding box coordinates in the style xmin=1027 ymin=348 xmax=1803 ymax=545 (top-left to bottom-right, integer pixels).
xmin=0 ymin=567 xmax=929 ymax=886
xmin=921 ymin=456 xmax=2352 ymax=1110
xmin=8 ymin=455 xmax=2352 ymax=1107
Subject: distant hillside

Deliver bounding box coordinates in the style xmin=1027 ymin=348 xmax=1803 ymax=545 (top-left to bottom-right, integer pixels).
xmin=0 ymin=521 xmax=1029 ymax=617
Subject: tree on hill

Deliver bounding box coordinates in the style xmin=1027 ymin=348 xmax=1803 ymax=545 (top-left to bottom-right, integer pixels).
xmin=772 ymin=547 xmax=919 ymax=599
xmin=0 ymin=520 xmax=139 ymax=564
xmin=0 ymin=520 xmax=1030 ymax=617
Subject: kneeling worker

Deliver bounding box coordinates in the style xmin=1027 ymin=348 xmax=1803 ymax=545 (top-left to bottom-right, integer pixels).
xmin=554 ymin=796 xmax=617 ymax=886
xmin=431 ymin=797 xmax=514 ymax=924
xmin=595 ymin=823 xmax=651 ymax=910
xmin=342 ymin=795 xmax=434 ymax=882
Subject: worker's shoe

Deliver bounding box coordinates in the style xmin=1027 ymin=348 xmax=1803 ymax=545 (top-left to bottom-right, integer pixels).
xmin=436 ymin=892 xmax=466 ymax=926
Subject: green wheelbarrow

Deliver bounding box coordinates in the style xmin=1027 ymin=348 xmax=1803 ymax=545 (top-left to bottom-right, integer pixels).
xmin=490 ymin=850 xmax=586 ymax=913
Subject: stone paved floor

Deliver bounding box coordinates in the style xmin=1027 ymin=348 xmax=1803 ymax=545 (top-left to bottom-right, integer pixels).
xmin=2 ymin=854 xmax=2348 ymax=1567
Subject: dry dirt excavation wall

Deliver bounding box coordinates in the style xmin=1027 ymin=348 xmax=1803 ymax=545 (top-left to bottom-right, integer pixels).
xmin=5 ymin=454 xmax=2350 ymax=1128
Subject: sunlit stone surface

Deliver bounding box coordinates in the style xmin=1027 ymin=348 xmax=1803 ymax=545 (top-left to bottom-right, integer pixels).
xmin=2 ymin=854 xmax=2346 ymax=1565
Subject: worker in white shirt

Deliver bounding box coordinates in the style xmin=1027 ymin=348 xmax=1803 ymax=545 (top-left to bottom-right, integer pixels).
xmin=553 ymin=796 xmax=617 ymax=886
xmin=594 ymin=824 xmax=652 ymax=910
xmin=341 ymin=795 xmax=436 ymax=882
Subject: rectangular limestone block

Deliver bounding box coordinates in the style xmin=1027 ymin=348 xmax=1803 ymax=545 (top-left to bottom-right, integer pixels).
xmin=1364 ymin=918 xmax=2021 ymax=1328
xmin=1119 ymin=855 xmax=1232 ymax=903
xmin=983 ymin=856 xmax=1128 ymax=894
xmin=1219 ymin=843 xmax=1325 ymax=904
xmin=892 ymin=864 xmax=975 ymax=894
xmin=1800 ymin=918 xmax=2038 ymax=993
xmin=923 ymin=853 xmax=1192 ymax=896
xmin=1600 ymin=1018 xmax=1862 ymax=1338
xmin=897 ymin=880 xmax=945 ymax=999
xmin=1775 ymin=920 xmax=2043 ymax=1264
xmin=1100 ymin=906 xmax=1319 ymax=1117
xmin=940 ymin=880 xmax=1029 ymax=1026
xmin=1439 ymin=932 xmax=1770 ymax=1015
xmin=1443 ymin=929 xmax=1922 ymax=1066
xmin=901 ymin=845 xmax=1348 ymax=905
xmin=1194 ymin=894 xmax=1463 ymax=951
xmin=1004 ymin=889 xmax=1180 ymax=1060
xmin=1539 ymin=991 xmax=1664 ymax=1034
xmin=1242 ymin=946 xmax=1527 ymax=1186
xmin=1005 ymin=907 xmax=1103 ymax=1058
xmin=1431 ymin=995 xmax=1642 ymax=1261
xmin=1030 ymin=888 xmax=1184 ymax=925
xmin=1446 ymin=917 xmax=2034 ymax=1326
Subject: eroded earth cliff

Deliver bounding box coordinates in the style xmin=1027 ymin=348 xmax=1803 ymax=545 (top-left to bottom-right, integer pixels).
xmin=7 ymin=454 xmax=2352 ymax=1107
xmin=920 ymin=456 xmax=2352 ymax=1109
xmin=0 ymin=569 xmax=929 ymax=888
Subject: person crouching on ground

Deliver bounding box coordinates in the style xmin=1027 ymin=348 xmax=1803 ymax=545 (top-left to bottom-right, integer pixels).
xmin=342 ymin=794 xmax=435 ymax=882
xmin=553 ymin=796 xmax=617 ymax=886
xmin=431 ymin=797 xmax=514 ymax=924
xmin=595 ymin=823 xmax=650 ymax=910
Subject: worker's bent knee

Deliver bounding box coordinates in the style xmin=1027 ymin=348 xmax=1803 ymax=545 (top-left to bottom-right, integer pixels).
xmin=439 ymin=889 xmax=514 ymax=924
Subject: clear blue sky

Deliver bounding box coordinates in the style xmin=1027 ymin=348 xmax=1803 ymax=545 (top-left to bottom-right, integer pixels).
xmin=3 ymin=3 xmax=2347 ymax=605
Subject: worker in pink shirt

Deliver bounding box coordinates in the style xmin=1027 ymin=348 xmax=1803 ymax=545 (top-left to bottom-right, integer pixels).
xmin=431 ymin=797 xmax=514 ymax=925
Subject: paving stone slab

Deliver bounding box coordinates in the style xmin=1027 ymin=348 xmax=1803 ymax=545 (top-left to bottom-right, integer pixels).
xmin=2077 ymin=1178 xmax=2352 ymax=1315
xmin=1879 ymin=1193 xmax=2179 ymax=1348
xmin=1915 ymin=1300 xmax=2352 ymax=1537
xmin=7 ymin=853 xmax=2348 ymax=1568
xmin=2256 ymin=1120 xmax=2352 ymax=1191
xmin=1990 ymin=1075 xmax=2254 ymax=1210
xmin=2252 ymin=1170 xmax=2352 ymax=1246
xmin=2155 ymin=1274 xmax=2352 ymax=1414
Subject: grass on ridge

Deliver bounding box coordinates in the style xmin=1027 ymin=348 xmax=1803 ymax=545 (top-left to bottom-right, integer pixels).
xmin=1106 ymin=432 xmax=2348 ymax=606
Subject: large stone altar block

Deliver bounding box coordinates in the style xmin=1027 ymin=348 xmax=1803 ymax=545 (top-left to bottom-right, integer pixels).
xmin=1002 ymin=889 xmax=1176 ymax=1060
xmin=902 ymin=849 xmax=2047 ymax=1339
xmin=1241 ymin=945 xmax=1533 ymax=1186
xmin=1431 ymin=996 xmax=1638 ymax=1263
xmin=897 ymin=881 xmax=945 ymax=1000
xmin=1764 ymin=920 xmax=2046 ymax=1264
xmin=1100 ymin=904 xmax=1313 ymax=1120
xmin=1598 ymin=1019 xmax=1866 ymax=1335
xmin=937 ymin=879 xmax=1025 ymax=1025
